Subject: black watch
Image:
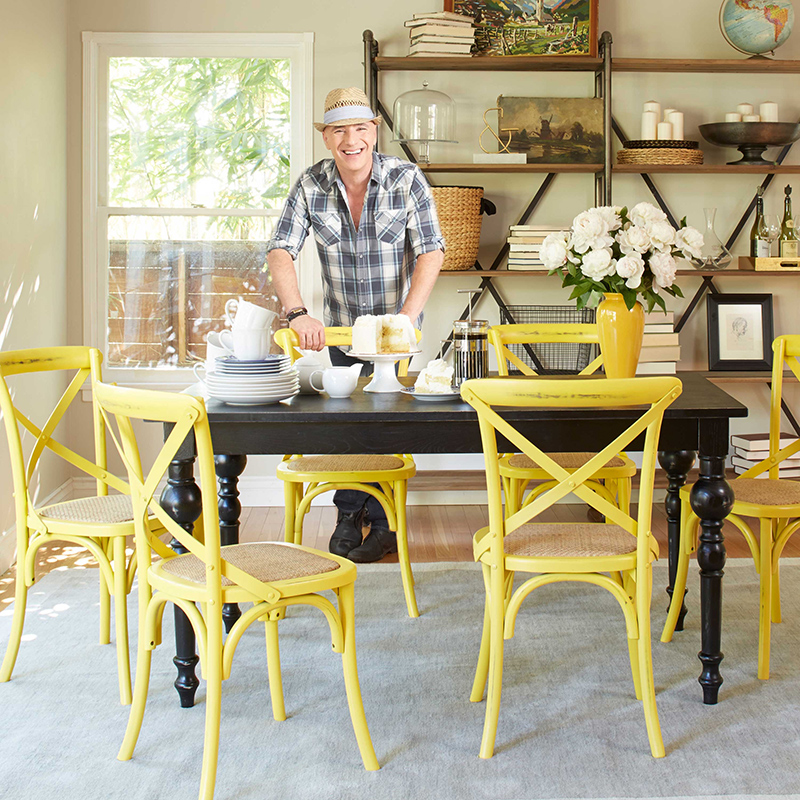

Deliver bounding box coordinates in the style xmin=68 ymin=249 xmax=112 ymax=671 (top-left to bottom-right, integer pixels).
xmin=286 ymin=307 xmax=308 ymax=323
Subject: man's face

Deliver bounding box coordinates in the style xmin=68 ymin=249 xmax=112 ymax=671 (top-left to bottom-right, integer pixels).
xmin=322 ymin=121 xmax=378 ymax=175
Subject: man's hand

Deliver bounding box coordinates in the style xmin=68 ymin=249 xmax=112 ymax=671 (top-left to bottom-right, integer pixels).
xmin=290 ymin=314 xmax=326 ymax=351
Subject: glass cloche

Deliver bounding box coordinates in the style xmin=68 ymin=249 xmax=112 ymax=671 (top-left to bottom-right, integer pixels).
xmin=392 ymin=81 xmax=457 ymax=163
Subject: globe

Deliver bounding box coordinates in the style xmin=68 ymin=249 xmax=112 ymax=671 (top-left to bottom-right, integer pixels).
xmin=719 ymin=0 xmax=794 ymax=56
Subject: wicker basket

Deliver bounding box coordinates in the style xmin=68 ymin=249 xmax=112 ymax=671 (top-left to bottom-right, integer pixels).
xmin=616 ymin=147 xmax=704 ymax=166
xmin=431 ymin=186 xmax=484 ymax=271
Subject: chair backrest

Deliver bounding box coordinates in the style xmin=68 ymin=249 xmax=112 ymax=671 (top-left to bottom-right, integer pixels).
xmin=274 ymin=325 xmax=422 ymax=378
xmin=740 ymin=334 xmax=800 ymax=479
xmin=460 ymin=375 xmax=682 ymax=567
xmin=93 ymin=382 xmax=283 ymax=606
xmin=0 ymin=346 xmax=128 ymax=532
xmin=488 ymin=323 xmax=603 ymax=376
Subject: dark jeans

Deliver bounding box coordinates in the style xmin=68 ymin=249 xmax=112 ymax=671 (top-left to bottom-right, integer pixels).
xmin=327 ymin=346 xmax=388 ymax=528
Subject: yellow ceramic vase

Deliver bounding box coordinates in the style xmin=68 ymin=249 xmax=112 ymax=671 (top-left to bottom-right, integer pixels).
xmin=596 ymin=293 xmax=645 ymax=379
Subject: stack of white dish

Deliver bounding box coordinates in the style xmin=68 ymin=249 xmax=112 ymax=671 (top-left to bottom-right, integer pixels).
xmin=203 ymin=354 xmax=299 ymax=406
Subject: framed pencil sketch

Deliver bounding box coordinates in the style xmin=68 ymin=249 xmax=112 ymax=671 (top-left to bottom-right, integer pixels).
xmin=707 ymin=293 xmax=774 ymax=371
xmin=444 ymin=0 xmax=599 ymax=57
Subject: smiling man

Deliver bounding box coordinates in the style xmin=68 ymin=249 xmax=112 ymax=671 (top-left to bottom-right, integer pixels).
xmin=266 ymin=86 xmax=445 ymax=563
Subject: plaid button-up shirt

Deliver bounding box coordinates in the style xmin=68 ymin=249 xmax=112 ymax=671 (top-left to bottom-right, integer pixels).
xmin=267 ymin=152 xmax=445 ymax=326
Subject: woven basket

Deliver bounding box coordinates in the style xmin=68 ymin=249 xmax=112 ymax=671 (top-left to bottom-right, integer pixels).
xmin=616 ymin=147 xmax=704 ymax=166
xmin=431 ymin=186 xmax=484 ymax=271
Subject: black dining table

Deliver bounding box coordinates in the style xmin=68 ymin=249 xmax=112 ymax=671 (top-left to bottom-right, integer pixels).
xmin=161 ymin=372 xmax=747 ymax=708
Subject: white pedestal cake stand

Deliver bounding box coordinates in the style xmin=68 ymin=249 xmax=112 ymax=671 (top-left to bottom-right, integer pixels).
xmin=346 ymin=351 xmax=420 ymax=393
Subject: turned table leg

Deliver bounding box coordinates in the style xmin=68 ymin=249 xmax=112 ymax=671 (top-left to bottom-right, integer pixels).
xmin=215 ymin=454 xmax=247 ymax=633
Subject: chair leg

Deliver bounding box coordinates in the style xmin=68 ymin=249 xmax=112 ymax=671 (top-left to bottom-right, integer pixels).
xmin=264 ymin=613 xmax=286 ymax=721
xmin=479 ymin=567 xmax=507 ymax=760
xmin=758 ymin=518 xmax=773 ymax=680
xmin=283 ymin=481 xmax=298 ymax=545
xmin=638 ymin=567 xmax=665 ymax=758
xmin=99 ymin=553 xmax=111 ymax=646
xmin=199 ymin=615 xmax=223 ymax=800
xmin=394 ymin=481 xmax=419 ymax=618
xmin=117 ymin=605 xmax=154 ymax=761
xmin=470 ymin=564 xmax=492 ymax=703
xmin=618 ymin=477 xmax=632 ymax=516
xmin=337 ymin=582 xmax=379 ymax=771
xmin=661 ymin=501 xmax=695 ymax=643
xmin=112 ymin=536 xmax=133 ymax=705
xmin=0 ymin=560 xmax=28 ymax=683
xmin=772 ymin=520 xmax=783 ymax=624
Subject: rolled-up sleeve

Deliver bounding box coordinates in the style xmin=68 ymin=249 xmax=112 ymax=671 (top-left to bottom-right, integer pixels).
xmin=266 ymin=176 xmax=311 ymax=259
xmin=405 ymin=167 xmax=446 ymax=262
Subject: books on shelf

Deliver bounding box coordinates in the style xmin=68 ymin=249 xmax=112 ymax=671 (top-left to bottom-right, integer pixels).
xmin=505 ymin=225 xmax=565 ymax=271
xmin=409 ymin=41 xmax=473 ymax=55
xmin=642 ymin=332 xmax=679 ymax=347
xmin=405 ymin=11 xmax=475 ymax=26
xmin=636 ymin=361 xmax=678 ymax=375
xmin=411 ymin=34 xmax=476 ymax=45
xmin=730 ymin=431 xmax=797 ymax=451
xmin=638 ymin=345 xmax=681 ymax=363
xmin=405 ymin=12 xmax=475 ymax=56
xmin=637 ymin=315 xmax=679 ymax=373
xmin=409 ymin=10 xmax=475 ymax=21
xmin=643 ymin=310 xmax=674 ymax=325
xmin=733 ymin=465 xmax=800 ymax=478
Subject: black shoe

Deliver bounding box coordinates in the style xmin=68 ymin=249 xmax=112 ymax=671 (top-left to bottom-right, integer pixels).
xmin=329 ymin=508 xmax=367 ymax=557
xmin=347 ymin=526 xmax=397 ymax=563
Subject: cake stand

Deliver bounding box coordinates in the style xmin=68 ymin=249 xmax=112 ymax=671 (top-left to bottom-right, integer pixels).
xmin=346 ymin=351 xmax=420 ymax=393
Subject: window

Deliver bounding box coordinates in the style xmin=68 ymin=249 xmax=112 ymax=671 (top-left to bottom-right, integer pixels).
xmin=83 ymin=33 xmax=313 ymax=383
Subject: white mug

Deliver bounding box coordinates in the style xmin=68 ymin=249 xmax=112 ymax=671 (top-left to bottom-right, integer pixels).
xmin=225 ymin=298 xmax=278 ymax=331
xmin=219 ymin=327 xmax=270 ymax=361
xmin=204 ymin=332 xmax=232 ymax=372
xmin=295 ymin=355 xmax=324 ymax=394
xmin=309 ymin=364 xmax=363 ymax=398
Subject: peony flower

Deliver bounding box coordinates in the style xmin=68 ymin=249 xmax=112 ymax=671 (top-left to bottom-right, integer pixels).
xmin=593 ymin=205 xmax=624 ymax=232
xmin=617 ymin=224 xmax=651 ymax=255
xmin=649 ymin=250 xmax=678 ymax=289
xmin=579 ymin=247 xmax=616 ymax=281
xmin=539 ymin=230 xmax=571 ymax=270
xmin=647 ymin=220 xmax=677 ymax=251
xmin=615 ymin=252 xmax=645 ymax=289
xmin=674 ymin=225 xmax=704 ymax=260
xmin=570 ymin=209 xmax=614 ymax=254
xmin=629 ymin=201 xmax=667 ymax=229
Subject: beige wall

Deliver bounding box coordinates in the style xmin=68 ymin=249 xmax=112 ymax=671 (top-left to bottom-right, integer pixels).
xmin=0 ymin=0 xmax=69 ymax=570
xmin=64 ymin=0 xmax=800 ymax=485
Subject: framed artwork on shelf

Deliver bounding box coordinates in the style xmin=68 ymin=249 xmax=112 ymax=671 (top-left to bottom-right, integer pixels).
xmin=445 ymin=0 xmax=599 ymax=57
xmin=707 ymin=293 xmax=774 ymax=372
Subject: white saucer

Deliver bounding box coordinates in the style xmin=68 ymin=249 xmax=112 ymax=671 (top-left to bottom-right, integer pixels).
xmin=400 ymin=386 xmax=461 ymax=402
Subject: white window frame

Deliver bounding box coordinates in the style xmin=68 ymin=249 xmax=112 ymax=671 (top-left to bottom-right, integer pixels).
xmin=82 ymin=32 xmax=314 ymax=387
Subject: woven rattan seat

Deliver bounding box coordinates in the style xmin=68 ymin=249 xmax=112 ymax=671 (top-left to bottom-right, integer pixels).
xmin=284 ymin=454 xmax=405 ymax=473
xmin=159 ymin=542 xmax=340 ymax=586
xmin=504 ymin=523 xmax=636 ymax=559
xmin=39 ymin=493 xmax=134 ymax=524
xmin=507 ymin=452 xmax=627 ymax=470
xmin=731 ymin=478 xmax=800 ymax=507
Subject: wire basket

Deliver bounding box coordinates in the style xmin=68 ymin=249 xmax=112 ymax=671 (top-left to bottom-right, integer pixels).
xmin=504 ymin=305 xmax=597 ymax=374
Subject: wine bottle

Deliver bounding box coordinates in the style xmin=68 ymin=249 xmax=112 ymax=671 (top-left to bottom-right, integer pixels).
xmin=780 ymin=184 xmax=798 ymax=258
xmin=750 ymin=187 xmax=770 ymax=258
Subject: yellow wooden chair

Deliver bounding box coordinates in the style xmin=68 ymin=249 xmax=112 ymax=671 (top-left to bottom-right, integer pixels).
xmin=662 ymin=334 xmax=800 ymax=679
xmin=274 ymin=326 xmax=419 ymax=617
xmin=489 ymin=323 xmax=637 ymax=515
xmin=95 ymin=382 xmax=378 ymax=800
xmin=461 ymin=374 xmax=682 ymax=759
xmin=0 ymin=346 xmax=145 ymax=705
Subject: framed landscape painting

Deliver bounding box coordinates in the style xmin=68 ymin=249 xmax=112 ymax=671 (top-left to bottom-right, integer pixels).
xmin=445 ymin=0 xmax=599 ymax=57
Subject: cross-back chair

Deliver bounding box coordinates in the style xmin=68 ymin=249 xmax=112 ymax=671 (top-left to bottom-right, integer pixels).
xmin=95 ymin=382 xmax=378 ymax=800
xmin=0 ymin=346 xmax=145 ymax=704
xmin=662 ymin=334 xmax=800 ymax=679
xmin=489 ymin=323 xmax=636 ymax=516
xmin=274 ymin=326 xmax=419 ymax=617
xmin=461 ymin=374 xmax=683 ymax=759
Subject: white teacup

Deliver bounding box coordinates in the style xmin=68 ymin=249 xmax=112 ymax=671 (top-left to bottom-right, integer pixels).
xmin=309 ymin=364 xmax=363 ymax=398
xmin=295 ymin=354 xmax=324 ymax=394
xmin=225 ymin=298 xmax=278 ymax=331
xmin=204 ymin=332 xmax=232 ymax=372
xmin=219 ymin=327 xmax=270 ymax=361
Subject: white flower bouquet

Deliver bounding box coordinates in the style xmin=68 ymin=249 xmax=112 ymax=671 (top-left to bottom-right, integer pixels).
xmin=540 ymin=202 xmax=704 ymax=312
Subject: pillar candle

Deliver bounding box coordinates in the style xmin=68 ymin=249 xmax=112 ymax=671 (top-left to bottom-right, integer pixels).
xmin=737 ymin=102 xmax=754 ymax=116
xmin=743 ymin=114 xmax=761 ymax=122
xmin=663 ymin=107 xmax=678 ymax=122
xmin=760 ymin=101 xmax=779 ymax=122
xmin=667 ymin=111 xmax=684 ymax=140
xmin=725 ymin=112 xmax=743 ymax=122
xmin=657 ymin=121 xmax=674 ymax=140
xmin=641 ymin=110 xmax=659 ymax=140
xmin=643 ymin=100 xmax=661 ymax=119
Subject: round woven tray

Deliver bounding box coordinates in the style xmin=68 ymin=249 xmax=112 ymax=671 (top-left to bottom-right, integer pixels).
xmin=624 ymin=139 xmax=699 ymax=150
xmin=431 ymin=186 xmax=484 ymax=271
xmin=616 ymin=147 xmax=704 ymax=166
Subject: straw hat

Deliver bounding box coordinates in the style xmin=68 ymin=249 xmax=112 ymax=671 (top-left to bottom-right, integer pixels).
xmin=314 ymin=87 xmax=383 ymax=132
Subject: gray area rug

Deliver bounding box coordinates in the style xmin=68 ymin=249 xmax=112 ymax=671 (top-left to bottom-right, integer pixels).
xmin=2 ymin=560 xmax=800 ymax=800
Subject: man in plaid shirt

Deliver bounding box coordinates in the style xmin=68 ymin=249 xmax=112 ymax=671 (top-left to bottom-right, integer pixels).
xmin=267 ymin=87 xmax=445 ymax=563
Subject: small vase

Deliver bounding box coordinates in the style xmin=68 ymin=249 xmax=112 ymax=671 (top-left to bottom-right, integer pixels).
xmin=596 ymin=293 xmax=645 ymax=379
xmin=690 ymin=207 xmax=732 ymax=271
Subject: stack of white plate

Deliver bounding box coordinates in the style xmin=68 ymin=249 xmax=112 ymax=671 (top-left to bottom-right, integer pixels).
xmin=204 ymin=354 xmax=299 ymax=405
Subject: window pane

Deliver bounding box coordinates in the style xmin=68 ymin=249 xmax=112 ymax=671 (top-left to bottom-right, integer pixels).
xmin=107 ymin=216 xmax=280 ymax=368
xmin=108 ymin=57 xmax=290 ymax=209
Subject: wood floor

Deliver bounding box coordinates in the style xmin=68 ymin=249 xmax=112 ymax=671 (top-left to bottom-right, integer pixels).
xmin=3 ymin=501 xmax=797 ymax=606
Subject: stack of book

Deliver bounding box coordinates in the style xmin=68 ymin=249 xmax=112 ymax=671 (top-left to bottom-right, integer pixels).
xmin=405 ymin=11 xmax=476 ymax=57
xmin=506 ymin=226 xmax=565 ymax=271
xmin=636 ymin=311 xmax=680 ymax=374
xmin=730 ymin=432 xmax=800 ymax=478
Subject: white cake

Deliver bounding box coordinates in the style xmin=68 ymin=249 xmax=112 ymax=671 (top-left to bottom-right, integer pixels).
xmin=352 ymin=314 xmax=417 ymax=354
xmin=414 ymin=358 xmax=454 ymax=394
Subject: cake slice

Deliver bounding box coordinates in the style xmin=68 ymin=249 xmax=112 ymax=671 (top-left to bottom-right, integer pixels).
xmin=352 ymin=315 xmax=381 ymax=353
xmin=352 ymin=314 xmax=418 ymax=354
xmin=414 ymin=358 xmax=454 ymax=394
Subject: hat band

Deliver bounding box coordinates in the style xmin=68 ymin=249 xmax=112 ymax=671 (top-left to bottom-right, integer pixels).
xmin=323 ymin=105 xmax=376 ymax=125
